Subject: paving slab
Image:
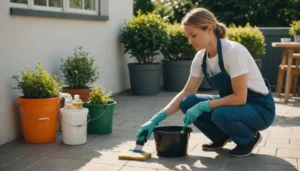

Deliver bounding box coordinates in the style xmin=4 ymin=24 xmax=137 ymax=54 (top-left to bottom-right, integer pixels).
xmin=0 ymin=152 xmax=24 ymax=167
xmin=223 ymin=161 xmax=297 ymax=171
xmin=0 ymin=155 xmax=45 ymax=171
xmin=23 ymin=157 xmax=122 ymax=171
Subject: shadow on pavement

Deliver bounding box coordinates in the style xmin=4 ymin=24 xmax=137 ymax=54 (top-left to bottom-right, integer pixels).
xmin=141 ymin=149 xmax=298 ymax=171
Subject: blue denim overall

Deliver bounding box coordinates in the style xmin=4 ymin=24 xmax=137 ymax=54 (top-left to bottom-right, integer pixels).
xmin=180 ymin=38 xmax=275 ymax=146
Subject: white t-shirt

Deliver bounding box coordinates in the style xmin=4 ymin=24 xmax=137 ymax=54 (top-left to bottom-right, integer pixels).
xmin=190 ymin=39 xmax=269 ymax=95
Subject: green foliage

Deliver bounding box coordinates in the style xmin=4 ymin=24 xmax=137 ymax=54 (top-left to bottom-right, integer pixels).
xmin=153 ymin=0 xmax=197 ymax=24
xmin=289 ymin=21 xmax=300 ymax=35
xmin=161 ymin=23 xmax=196 ymax=60
xmin=227 ymin=23 xmax=266 ymax=59
xmin=88 ymin=85 xmax=113 ymax=104
xmin=153 ymin=0 xmax=300 ymax=27
xmin=12 ymin=62 xmax=63 ymax=99
xmin=119 ymin=11 xmax=168 ymax=64
xmin=60 ymin=47 xmax=100 ymax=89
xmin=134 ymin=0 xmax=154 ymax=16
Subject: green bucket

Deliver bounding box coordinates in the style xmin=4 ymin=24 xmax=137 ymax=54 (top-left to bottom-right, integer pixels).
xmin=83 ymin=101 xmax=116 ymax=134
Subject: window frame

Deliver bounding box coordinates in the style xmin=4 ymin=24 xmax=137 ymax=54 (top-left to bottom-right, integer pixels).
xmin=10 ymin=0 xmax=98 ymax=15
xmin=10 ymin=0 xmax=108 ymax=21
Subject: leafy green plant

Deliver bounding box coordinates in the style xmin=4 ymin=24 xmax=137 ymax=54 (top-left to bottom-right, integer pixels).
xmin=12 ymin=62 xmax=63 ymax=99
xmin=60 ymin=47 xmax=100 ymax=89
xmin=161 ymin=23 xmax=196 ymax=60
xmin=119 ymin=11 xmax=168 ymax=64
xmin=289 ymin=21 xmax=300 ymax=35
xmin=227 ymin=23 xmax=266 ymax=59
xmin=88 ymin=85 xmax=113 ymax=104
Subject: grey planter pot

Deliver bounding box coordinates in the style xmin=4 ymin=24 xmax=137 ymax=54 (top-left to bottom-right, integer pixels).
xmin=128 ymin=63 xmax=161 ymax=95
xmin=162 ymin=60 xmax=192 ymax=91
xmin=294 ymin=35 xmax=300 ymax=43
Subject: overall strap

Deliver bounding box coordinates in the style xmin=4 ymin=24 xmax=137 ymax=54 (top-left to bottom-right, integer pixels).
xmin=202 ymin=38 xmax=225 ymax=74
xmin=201 ymin=50 xmax=208 ymax=74
xmin=217 ymin=38 xmax=225 ymax=71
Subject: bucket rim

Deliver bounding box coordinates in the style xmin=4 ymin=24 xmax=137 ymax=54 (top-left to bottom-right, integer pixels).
xmin=153 ymin=126 xmax=192 ymax=134
xmin=18 ymin=96 xmax=60 ymax=101
xmin=83 ymin=100 xmax=117 ymax=106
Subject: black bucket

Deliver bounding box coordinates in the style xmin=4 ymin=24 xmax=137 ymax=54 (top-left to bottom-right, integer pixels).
xmin=153 ymin=126 xmax=192 ymax=158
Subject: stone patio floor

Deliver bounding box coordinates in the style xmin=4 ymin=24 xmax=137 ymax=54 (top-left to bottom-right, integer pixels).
xmin=1 ymin=90 xmax=300 ymax=171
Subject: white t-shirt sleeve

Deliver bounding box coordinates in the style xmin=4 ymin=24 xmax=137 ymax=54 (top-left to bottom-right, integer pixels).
xmin=225 ymin=44 xmax=250 ymax=78
xmin=190 ymin=50 xmax=205 ymax=77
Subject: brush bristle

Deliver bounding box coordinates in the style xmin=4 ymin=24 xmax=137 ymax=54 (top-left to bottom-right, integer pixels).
xmin=118 ymin=150 xmax=152 ymax=161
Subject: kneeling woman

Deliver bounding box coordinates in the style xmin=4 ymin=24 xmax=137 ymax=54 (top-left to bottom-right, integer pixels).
xmin=136 ymin=8 xmax=275 ymax=157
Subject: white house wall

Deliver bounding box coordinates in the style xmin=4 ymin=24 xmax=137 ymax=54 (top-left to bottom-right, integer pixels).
xmin=0 ymin=0 xmax=133 ymax=145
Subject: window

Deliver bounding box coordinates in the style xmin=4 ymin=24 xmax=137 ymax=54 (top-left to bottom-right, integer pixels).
xmin=10 ymin=0 xmax=99 ymax=15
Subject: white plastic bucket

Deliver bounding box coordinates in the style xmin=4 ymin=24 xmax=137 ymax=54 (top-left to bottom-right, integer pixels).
xmin=59 ymin=108 xmax=89 ymax=145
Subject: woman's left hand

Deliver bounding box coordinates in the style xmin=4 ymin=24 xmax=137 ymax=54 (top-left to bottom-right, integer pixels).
xmin=183 ymin=101 xmax=211 ymax=125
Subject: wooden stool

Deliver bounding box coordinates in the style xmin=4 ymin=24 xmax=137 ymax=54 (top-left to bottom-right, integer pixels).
xmin=293 ymin=53 xmax=300 ymax=96
xmin=276 ymin=53 xmax=300 ymax=97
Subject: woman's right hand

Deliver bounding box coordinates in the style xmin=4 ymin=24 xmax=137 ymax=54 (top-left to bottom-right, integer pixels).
xmin=136 ymin=110 xmax=168 ymax=142
xmin=136 ymin=120 xmax=156 ymax=142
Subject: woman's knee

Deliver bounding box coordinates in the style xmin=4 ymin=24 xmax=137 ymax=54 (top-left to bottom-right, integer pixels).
xmin=211 ymin=106 xmax=233 ymax=124
xmin=180 ymin=95 xmax=194 ymax=114
xmin=180 ymin=94 xmax=209 ymax=114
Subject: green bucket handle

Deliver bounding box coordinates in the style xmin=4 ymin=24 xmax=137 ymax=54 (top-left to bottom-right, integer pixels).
xmin=88 ymin=108 xmax=107 ymax=122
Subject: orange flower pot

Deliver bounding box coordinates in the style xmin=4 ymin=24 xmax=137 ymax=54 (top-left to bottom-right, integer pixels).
xmin=17 ymin=97 xmax=60 ymax=143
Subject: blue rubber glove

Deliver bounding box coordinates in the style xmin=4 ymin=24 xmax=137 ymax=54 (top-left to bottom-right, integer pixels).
xmin=136 ymin=110 xmax=168 ymax=142
xmin=183 ymin=101 xmax=211 ymax=125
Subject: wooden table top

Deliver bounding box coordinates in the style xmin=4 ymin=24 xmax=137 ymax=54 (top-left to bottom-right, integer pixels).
xmin=272 ymin=42 xmax=300 ymax=48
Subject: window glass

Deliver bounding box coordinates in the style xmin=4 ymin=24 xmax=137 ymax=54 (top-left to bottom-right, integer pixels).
xmin=49 ymin=0 xmax=63 ymax=7
xmin=34 ymin=0 xmax=47 ymax=6
xmin=85 ymin=0 xmax=95 ymax=10
xmin=70 ymin=0 xmax=82 ymax=9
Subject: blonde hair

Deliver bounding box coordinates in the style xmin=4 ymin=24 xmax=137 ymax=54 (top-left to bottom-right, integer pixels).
xmin=181 ymin=8 xmax=227 ymax=38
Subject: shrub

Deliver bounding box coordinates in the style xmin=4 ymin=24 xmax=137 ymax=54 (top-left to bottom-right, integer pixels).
xmin=12 ymin=62 xmax=63 ymax=99
xmin=60 ymin=47 xmax=100 ymax=89
xmin=289 ymin=21 xmax=300 ymax=35
xmin=88 ymin=85 xmax=113 ymax=104
xmin=227 ymin=23 xmax=266 ymax=58
xmin=161 ymin=23 xmax=196 ymax=60
xmin=119 ymin=11 xmax=168 ymax=64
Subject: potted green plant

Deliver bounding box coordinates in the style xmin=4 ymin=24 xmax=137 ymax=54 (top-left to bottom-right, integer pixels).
xmin=289 ymin=21 xmax=300 ymax=43
xmin=12 ymin=62 xmax=63 ymax=143
xmin=83 ymin=85 xmax=116 ymax=134
xmin=227 ymin=23 xmax=266 ymax=70
xmin=119 ymin=11 xmax=168 ymax=95
xmin=60 ymin=46 xmax=100 ymax=102
xmin=160 ymin=23 xmax=197 ymax=91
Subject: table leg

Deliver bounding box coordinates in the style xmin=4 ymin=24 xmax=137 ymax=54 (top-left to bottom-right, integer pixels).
xmin=284 ymin=50 xmax=293 ymax=103
xmin=276 ymin=49 xmax=288 ymax=97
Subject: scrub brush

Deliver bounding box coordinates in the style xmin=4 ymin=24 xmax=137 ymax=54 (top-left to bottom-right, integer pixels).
xmin=118 ymin=131 xmax=152 ymax=161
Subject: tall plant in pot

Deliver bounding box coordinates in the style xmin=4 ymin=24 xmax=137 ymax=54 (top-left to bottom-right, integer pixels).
xmin=227 ymin=23 xmax=266 ymax=70
xmin=60 ymin=46 xmax=100 ymax=102
xmin=289 ymin=21 xmax=300 ymax=43
xmin=83 ymin=85 xmax=116 ymax=134
xmin=119 ymin=11 xmax=168 ymax=95
xmin=161 ymin=23 xmax=197 ymax=91
xmin=12 ymin=62 xmax=63 ymax=143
